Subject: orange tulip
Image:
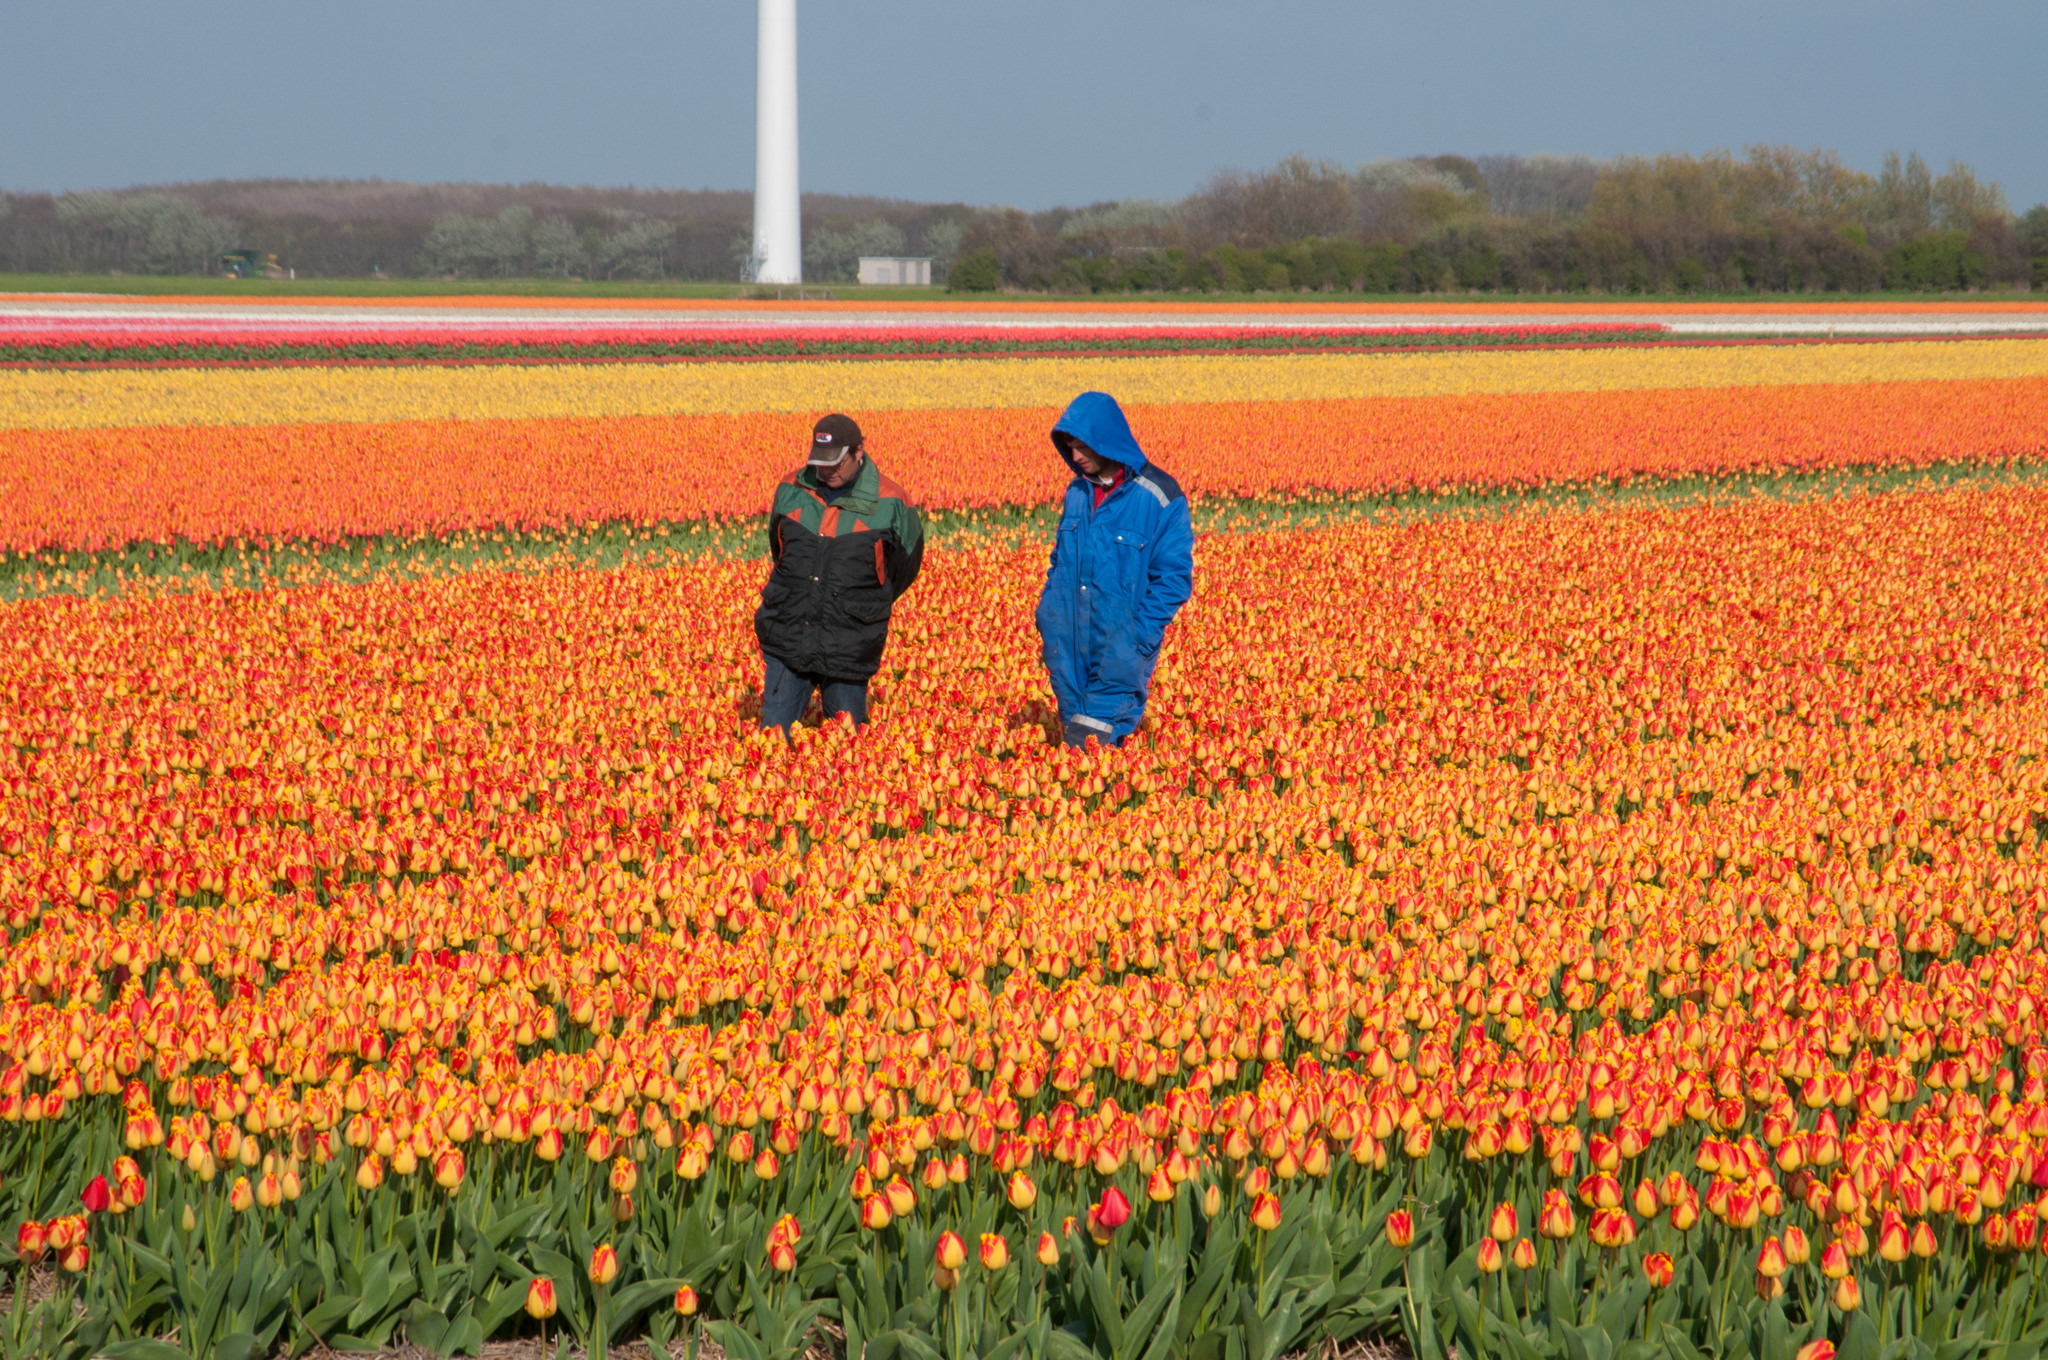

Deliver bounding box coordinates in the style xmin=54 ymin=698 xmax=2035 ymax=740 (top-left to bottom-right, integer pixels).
xmin=1385 ymin=1210 xmax=1414 ymax=1248
xmin=935 ymin=1231 xmax=968 ymax=1271
xmin=525 ymin=1278 xmax=558 ymax=1319
xmin=589 ymin=1244 xmax=620 ymax=1286
xmin=1539 ymin=1190 xmax=1576 ymax=1240
xmin=979 ymin=1233 xmax=1010 ymax=1270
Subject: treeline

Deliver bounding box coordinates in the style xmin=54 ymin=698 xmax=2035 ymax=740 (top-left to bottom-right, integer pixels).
xmin=0 ymin=179 xmax=973 ymax=283
xmin=952 ymin=149 xmax=2048 ymax=295
xmin=4 ymin=149 xmax=2043 ymax=293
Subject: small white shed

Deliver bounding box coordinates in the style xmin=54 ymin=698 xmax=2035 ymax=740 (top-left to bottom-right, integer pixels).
xmin=858 ymin=256 xmax=933 ymax=286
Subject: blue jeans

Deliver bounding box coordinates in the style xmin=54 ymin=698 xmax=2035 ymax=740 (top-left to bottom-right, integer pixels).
xmin=761 ymin=655 xmax=869 ymax=731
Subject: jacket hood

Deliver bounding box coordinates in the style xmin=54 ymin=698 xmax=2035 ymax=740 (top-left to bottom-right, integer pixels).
xmin=1052 ymin=392 xmax=1148 ymax=480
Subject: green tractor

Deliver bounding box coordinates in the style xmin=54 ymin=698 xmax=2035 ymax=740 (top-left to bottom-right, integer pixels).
xmin=219 ymin=250 xmax=286 ymax=279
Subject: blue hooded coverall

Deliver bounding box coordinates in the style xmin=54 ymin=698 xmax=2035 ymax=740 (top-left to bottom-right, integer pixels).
xmin=1034 ymin=392 xmax=1195 ymax=745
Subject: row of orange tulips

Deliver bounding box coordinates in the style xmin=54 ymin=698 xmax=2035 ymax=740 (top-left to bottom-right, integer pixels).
xmin=1 ymin=377 xmax=2043 ymax=553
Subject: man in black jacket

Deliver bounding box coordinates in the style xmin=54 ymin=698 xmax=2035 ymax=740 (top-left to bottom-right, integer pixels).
xmin=754 ymin=414 xmax=925 ymax=731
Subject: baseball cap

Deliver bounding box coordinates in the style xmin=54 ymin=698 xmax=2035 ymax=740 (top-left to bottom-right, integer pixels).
xmin=808 ymin=413 xmax=864 ymax=466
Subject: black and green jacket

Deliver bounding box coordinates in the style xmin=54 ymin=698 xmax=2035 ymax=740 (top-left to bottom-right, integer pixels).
xmin=754 ymin=456 xmax=925 ymax=682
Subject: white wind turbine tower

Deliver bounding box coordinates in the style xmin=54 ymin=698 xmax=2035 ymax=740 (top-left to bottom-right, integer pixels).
xmin=751 ymin=0 xmax=802 ymax=284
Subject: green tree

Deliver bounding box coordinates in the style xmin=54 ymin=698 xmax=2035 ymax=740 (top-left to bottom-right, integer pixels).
xmin=531 ymin=217 xmax=586 ymax=278
xmin=947 ymin=248 xmax=1001 ymax=292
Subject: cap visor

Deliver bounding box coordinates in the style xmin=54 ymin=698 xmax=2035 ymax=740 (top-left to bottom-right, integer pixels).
xmin=807 ymin=452 xmax=846 ymax=467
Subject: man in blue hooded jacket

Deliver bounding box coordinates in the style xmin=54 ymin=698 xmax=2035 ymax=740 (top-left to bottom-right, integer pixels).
xmin=1035 ymin=392 xmax=1195 ymax=748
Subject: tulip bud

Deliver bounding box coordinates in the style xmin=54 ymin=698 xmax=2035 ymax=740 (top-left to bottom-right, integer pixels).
xmin=525 ymin=1278 xmax=558 ymax=1320
xmin=1643 ymin=1252 xmax=1675 ymax=1288
xmin=1202 ymin=1183 xmax=1223 ymax=1219
xmin=1819 ymin=1239 xmax=1850 ymax=1279
xmin=1385 ymin=1209 xmax=1415 ymax=1248
xmin=534 ymin=1129 xmax=564 ymax=1162
xmin=676 ymin=1144 xmax=709 ymax=1180
xmin=59 ymin=1242 xmax=89 ymax=1273
xmin=1476 ymin=1238 xmax=1503 ymax=1274
xmin=885 ymin=1176 xmax=916 ymax=1217
xmin=1489 ymin=1202 xmax=1517 ymax=1242
xmin=180 ymin=1204 xmax=197 ymax=1233
xmin=675 ymin=1284 xmax=700 ymax=1316
xmin=1782 ymin=1225 xmax=1810 ymax=1265
xmin=935 ymin=1231 xmax=968 ymax=1271
xmin=1250 ymin=1192 xmax=1282 ymax=1232
xmin=1832 ymin=1274 xmax=1861 ymax=1311
xmin=1037 ymin=1231 xmax=1060 ymax=1265
xmin=1007 ymin=1171 xmax=1037 ymax=1210
xmin=861 ymin=1194 xmax=893 ymax=1231
xmin=1796 ymin=1342 xmax=1838 ymax=1360
xmin=1096 ymin=1187 xmax=1132 ymax=1230
xmin=355 ymin=1154 xmax=384 ymax=1191
xmin=1756 ymin=1237 xmax=1788 ymax=1279
xmin=434 ymin=1148 xmax=466 ymax=1191
xmin=1538 ymin=1190 xmax=1576 ymax=1240
xmin=1146 ymin=1167 xmax=1175 ymax=1203
xmin=610 ymin=1157 xmax=639 ymax=1195
xmin=1632 ymin=1178 xmax=1660 ymax=1220
xmin=979 ymin=1233 xmax=1010 ymax=1270
xmin=755 ymin=1147 xmax=781 ymax=1182
xmin=256 ymin=1171 xmax=282 ymax=1209
xmin=1877 ymin=1217 xmax=1909 ymax=1263
xmin=612 ymin=1193 xmax=635 ymax=1223
xmin=768 ymin=1240 xmax=796 ymax=1272
xmin=589 ymin=1244 xmax=620 ymax=1286
xmin=1910 ymin=1221 xmax=1938 ymax=1259
xmin=81 ymin=1176 xmax=112 ymax=1214
xmin=1511 ymin=1238 xmax=1536 ymax=1270
xmin=15 ymin=1221 xmax=45 ymax=1263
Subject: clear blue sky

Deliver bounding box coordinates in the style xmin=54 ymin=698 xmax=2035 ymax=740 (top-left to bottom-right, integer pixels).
xmin=4 ymin=0 xmax=2043 ymax=211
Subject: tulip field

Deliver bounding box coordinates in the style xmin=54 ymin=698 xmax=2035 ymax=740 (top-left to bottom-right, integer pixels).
xmin=1 ymin=319 xmax=2047 ymax=1360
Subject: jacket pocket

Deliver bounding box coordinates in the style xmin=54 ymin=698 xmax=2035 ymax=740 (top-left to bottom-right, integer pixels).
xmin=838 ymin=592 xmax=893 ymax=626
